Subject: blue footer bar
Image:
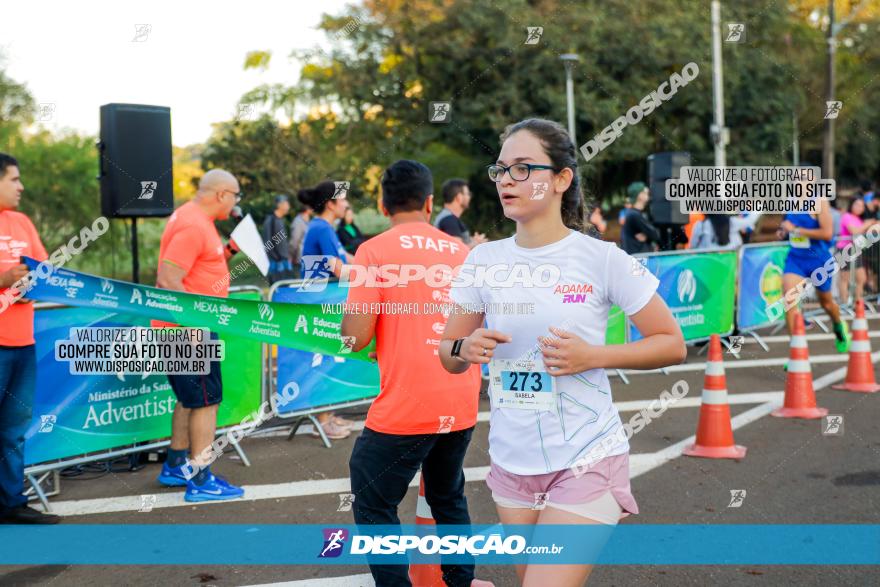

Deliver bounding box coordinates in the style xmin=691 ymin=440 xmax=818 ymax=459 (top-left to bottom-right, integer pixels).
xmin=0 ymin=524 xmax=877 ymax=565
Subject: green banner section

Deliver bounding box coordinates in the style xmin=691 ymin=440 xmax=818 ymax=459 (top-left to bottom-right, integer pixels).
xmin=217 ymin=289 xmax=264 ymax=427
xmin=630 ymin=250 xmax=737 ymax=342
xmin=25 ymin=289 xmax=265 ymax=465
xmin=605 ymin=305 xmax=626 ymax=345
xmin=22 ymin=257 xmax=373 ymax=361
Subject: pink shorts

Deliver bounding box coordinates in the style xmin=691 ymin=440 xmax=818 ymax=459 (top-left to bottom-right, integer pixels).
xmin=486 ymin=453 xmax=638 ymax=524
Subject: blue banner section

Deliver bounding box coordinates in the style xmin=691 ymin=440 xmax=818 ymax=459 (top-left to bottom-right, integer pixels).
xmin=0 ymin=525 xmax=877 ymax=565
xmin=25 ymin=306 xmax=175 ymax=465
xmin=737 ymin=244 xmax=789 ymax=330
xmin=272 ymin=283 xmax=379 ymax=415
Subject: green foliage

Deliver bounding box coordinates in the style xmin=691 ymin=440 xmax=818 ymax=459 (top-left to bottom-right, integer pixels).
xmin=212 ymin=0 xmax=878 ymax=236
xmin=1 ymin=1 xmax=878 ymax=286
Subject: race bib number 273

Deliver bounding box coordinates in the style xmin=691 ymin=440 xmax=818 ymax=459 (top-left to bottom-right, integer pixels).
xmin=489 ymin=358 xmax=556 ymax=411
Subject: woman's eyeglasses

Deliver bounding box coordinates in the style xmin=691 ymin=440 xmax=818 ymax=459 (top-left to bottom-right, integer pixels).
xmin=487 ymin=163 xmax=560 ymax=183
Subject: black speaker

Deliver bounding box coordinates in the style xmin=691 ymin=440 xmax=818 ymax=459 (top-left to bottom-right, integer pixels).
xmin=99 ymin=103 xmax=173 ymax=218
xmin=647 ymin=151 xmax=691 ymax=225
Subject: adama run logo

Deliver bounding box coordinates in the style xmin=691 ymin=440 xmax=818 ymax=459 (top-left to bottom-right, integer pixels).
xmin=555 ymin=283 xmax=593 ymax=304
xmin=319 ymin=528 xmax=349 ymax=558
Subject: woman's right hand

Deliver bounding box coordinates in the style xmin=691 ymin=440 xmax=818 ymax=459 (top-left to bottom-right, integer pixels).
xmin=458 ymin=328 xmax=512 ymax=364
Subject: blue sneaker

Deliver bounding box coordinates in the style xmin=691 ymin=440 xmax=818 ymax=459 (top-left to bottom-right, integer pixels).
xmin=157 ymin=462 xmax=189 ymax=487
xmin=185 ymin=473 xmax=244 ymax=502
xmin=213 ymin=475 xmax=238 ymax=490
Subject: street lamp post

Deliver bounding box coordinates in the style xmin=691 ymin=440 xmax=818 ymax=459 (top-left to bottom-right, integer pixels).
xmin=710 ymin=0 xmax=728 ymax=167
xmin=560 ymin=53 xmax=579 ymax=146
xmin=824 ymin=0 xmax=836 ymax=179
xmin=822 ymin=0 xmax=867 ymax=180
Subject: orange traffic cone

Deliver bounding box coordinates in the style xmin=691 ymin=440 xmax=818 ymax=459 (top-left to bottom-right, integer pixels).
xmin=683 ymin=334 xmax=746 ymax=459
xmin=408 ymin=476 xmax=444 ymax=587
xmin=832 ymin=299 xmax=880 ymax=393
xmin=772 ymin=312 xmax=829 ymax=419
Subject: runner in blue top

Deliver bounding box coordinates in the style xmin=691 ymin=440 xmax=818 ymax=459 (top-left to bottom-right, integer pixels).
xmin=779 ymin=198 xmax=850 ymax=352
xmin=297 ymin=180 xmax=357 ymax=440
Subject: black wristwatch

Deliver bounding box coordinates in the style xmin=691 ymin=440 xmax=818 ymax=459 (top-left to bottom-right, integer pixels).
xmin=225 ymin=242 xmax=239 ymax=255
xmin=451 ymin=337 xmax=467 ymax=362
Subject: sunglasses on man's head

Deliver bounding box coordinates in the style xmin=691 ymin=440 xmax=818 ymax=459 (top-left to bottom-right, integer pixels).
xmin=219 ymin=189 xmax=244 ymax=203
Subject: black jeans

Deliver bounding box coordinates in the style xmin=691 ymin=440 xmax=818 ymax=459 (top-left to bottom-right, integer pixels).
xmin=349 ymin=426 xmax=475 ymax=587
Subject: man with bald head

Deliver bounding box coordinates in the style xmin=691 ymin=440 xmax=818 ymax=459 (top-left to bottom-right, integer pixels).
xmin=152 ymin=169 xmax=245 ymax=501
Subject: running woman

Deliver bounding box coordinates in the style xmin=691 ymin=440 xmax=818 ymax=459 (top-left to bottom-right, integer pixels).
xmin=778 ymin=198 xmax=851 ymax=352
xmin=836 ymin=198 xmax=876 ymax=303
xmin=440 ymin=119 xmax=686 ymax=586
xmin=299 ymin=181 xmax=357 ymax=440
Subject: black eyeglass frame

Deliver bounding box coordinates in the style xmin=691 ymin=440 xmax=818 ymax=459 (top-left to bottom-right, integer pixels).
xmin=487 ymin=163 xmax=561 ymax=183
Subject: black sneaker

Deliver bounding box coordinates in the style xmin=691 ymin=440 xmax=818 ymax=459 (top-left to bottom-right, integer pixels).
xmin=0 ymin=504 xmax=61 ymax=524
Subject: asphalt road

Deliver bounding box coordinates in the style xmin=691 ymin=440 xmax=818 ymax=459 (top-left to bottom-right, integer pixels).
xmin=1 ymin=316 xmax=879 ymax=586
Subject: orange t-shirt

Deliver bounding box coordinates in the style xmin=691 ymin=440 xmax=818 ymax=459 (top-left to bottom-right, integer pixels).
xmin=151 ymin=201 xmax=228 ymax=328
xmin=0 ymin=210 xmax=48 ymax=346
xmin=347 ymin=222 xmax=481 ymax=435
xmin=155 ymin=201 xmax=228 ymax=296
xmin=684 ymin=213 xmax=704 ymax=247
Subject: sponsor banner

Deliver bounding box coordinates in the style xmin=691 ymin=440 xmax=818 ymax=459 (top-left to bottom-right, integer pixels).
xmin=605 ymin=305 xmax=626 ymax=345
xmin=19 ymin=256 xmax=373 ymax=361
xmin=630 ymin=250 xmax=737 ymax=342
xmin=272 ymin=282 xmax=379 ymax=415
xmin=25 ymin=290 xmax=263 ymax=465
xmin=737 ymin=243 xmax=788 ymax=331
xmin=0 ymin=524 xmax=877 ymax=565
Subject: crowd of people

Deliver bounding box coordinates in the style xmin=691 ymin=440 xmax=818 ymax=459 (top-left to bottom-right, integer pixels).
xmin=616 ymin=178 xmax=880 ymax=357
xmin=261 ymin=177 xmax=484 ymax=287
xmin=2 ymin=121 xmax=877 ymax=585
xmin=0 ymin=117 xmax=689 ymax=587
xmin=618 ymin=180 xmax=879 ymax=260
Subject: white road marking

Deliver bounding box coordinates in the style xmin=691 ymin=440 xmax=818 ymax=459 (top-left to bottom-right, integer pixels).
xmin=619 ymin=352 xmax=851 ymax=375
xmin=44 ymin=355 xmax=865 ymax=520
xmin=620 ymin=362 xmax=851 ymax=480
xmin=245 ymin=574 xmax=375 ymax=587
xmin=238 ymin=361 xmax=860 ymax=587
xmin=250 ymin=391 xmax=788 ymax=440
xmin=742 ymin=329 xmax=880 ymax=346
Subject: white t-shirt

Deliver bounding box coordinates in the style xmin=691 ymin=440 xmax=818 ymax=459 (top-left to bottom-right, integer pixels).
xmin=449 ymin=230 xmax=659 ymax=475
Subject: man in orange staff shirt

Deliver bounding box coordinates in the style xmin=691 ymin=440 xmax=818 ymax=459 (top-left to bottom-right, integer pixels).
xmin=342 ymin=160 xmax=490 ymax=587
xmin=0 ymin=153 xmax=59 ymax=524
xmin=153 ymin=169 xmax=244 ymax=502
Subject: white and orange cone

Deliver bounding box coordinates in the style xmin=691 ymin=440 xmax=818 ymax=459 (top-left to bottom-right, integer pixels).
xmin=683 ymin=334 xmax=747 ymax=459
xmin=832 ymin=299 xmax=880 ymax=393
xmin=409 ymin=476 xmax=444 ymax=587
xmin=772 ymin=312 xmax=829 ymax=419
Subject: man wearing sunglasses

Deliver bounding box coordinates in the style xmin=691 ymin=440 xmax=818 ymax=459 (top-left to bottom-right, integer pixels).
xmin=433 ymin=179 xmax=487 ymax=248
xmin=152 ymin=169 xmax=245 ymax=502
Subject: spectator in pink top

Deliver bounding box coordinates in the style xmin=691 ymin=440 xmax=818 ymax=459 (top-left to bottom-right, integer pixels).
xmin=838 ymin=198 xmax=877 ymax=303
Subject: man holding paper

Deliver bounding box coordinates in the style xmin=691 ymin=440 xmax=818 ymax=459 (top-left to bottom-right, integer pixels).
xmin=152 ymin=169 xmax=245 ymax=502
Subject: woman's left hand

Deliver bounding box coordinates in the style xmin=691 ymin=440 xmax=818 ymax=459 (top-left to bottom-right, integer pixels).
xmin=539 ymin=327 xmax=603 ymax=376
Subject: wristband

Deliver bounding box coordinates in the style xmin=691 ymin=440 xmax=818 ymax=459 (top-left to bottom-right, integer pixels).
xmin=451 ymin=337 xmax=468 ymax=362
xmin=225 ymin=242 xmax=239 ymax=255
